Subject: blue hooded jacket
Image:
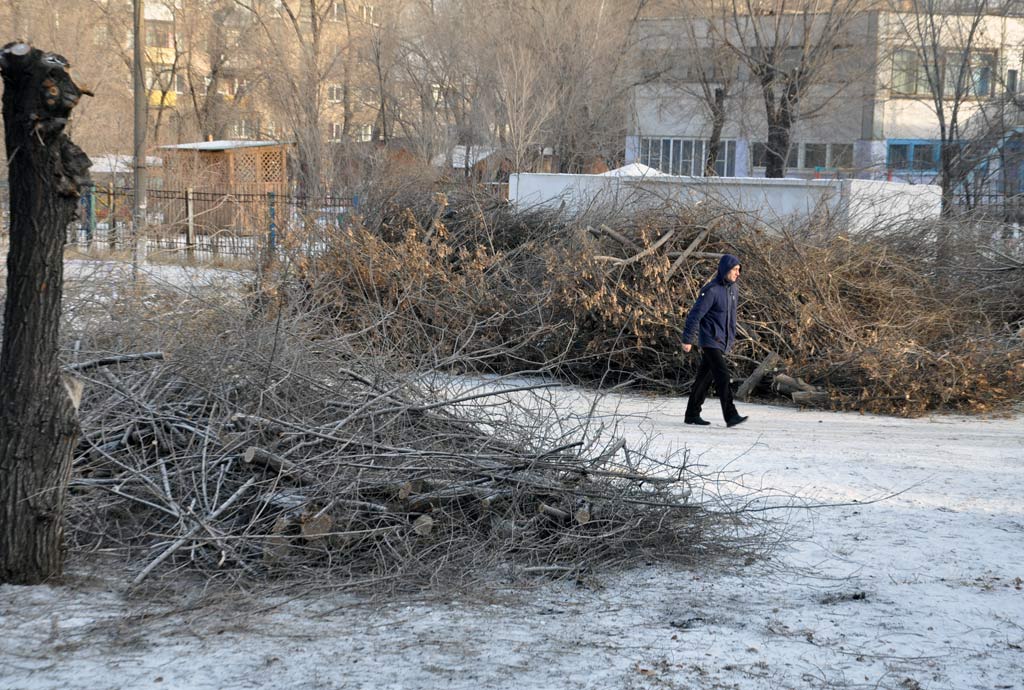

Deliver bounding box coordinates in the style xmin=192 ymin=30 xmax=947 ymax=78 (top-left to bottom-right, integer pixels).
xmin=682 ymin=254 xmax=740 ymax=352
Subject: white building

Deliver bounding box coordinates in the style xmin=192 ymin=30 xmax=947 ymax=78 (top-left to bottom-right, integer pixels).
xmin=629 ymin=7 xmax=1024 ymax=194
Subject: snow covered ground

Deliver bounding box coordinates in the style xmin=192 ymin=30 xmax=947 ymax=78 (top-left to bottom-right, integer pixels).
xmin=2 ymin=392 xmax=1022 ymax=690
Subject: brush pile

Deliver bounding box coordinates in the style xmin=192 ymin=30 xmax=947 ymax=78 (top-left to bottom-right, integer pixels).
xmin=299 ymin=190 xmax=1024 ymax=416
xmin=64 ymin=282 xmax=748 ymax=588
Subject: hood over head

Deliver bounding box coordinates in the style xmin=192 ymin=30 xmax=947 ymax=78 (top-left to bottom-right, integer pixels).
xmin=716 ymin=254 xmax=741 ymax=283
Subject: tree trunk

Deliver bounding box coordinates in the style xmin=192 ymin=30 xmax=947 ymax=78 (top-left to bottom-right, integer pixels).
xmin=704 ymin=87 xmax=726 ymax=177
xmin=0 ymin=43 xmax=92 ymax=584
xmin=763 ymin=81 xmax=797 ymax=179
xmin=764 ymin=122 xmax=790 ymax=179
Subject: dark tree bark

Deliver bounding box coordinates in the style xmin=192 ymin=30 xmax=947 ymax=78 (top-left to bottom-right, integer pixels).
xmin=0 ymin=43 xmax=92 ymax=585
xmin=759 ymin=73 xmax=798 ymax=180
xmin=704 ymin=87 xmax=727 ymax=177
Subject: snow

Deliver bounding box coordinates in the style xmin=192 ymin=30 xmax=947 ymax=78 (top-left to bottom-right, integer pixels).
xmin=432 ymin=145 xmax=497 ymax=169
xmin=599 ymin=163 xmax=671 ymax=178
xmin=87 ymin=154 xmax=163 ymax=176
xmin=159 ymin=140 xmax=288 ymax=152
xmin=2 ymin=390 xmax=1023 ymax=690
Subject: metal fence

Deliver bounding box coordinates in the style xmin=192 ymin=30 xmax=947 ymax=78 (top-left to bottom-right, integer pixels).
xmin=955 ymin=191 xmax=1024 ymax=226
xmin=0 ymin=184 xmax=357 ymax=263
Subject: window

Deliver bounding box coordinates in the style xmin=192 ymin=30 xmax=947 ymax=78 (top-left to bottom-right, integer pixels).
xmin=638 ymin=137 xmax=736 ymax=176
xmin=887 ymin=140 xmax=940 ymax=171
xmin=892 ymin=49 xmax=928 ymax=95
xmin=753 ymin=142 xmax=854 ymax=170
xmin=713 ymin=140 xmax=736 ymax=177
xmin=804 ymin=143 xmax=828 ymax=169
xmin=912 ymin=143 xmax=937 ymax=170
xmin=895 ymin=48 xmax=996 ymax=98
xmin=830 ymin=143 xmax=854 ymax=168
xmin=330 ymin=2 xmax=345 ymax=21
xmin=360 ymin=4 xmax=378 ymax=25
xmin=888 ymin=144 xmax=910 ymax=170
xmin=327 ymin=84 xmax=344 ymax=103
xmin=329 ymin=122 xmax=343 ymax=142
xmin=1008 ymin=69 xmax=1019 ymax=96
xmin=355 ymin=123 xmax=373 ymax=142
xmin=966 ymin=51 xmax=996 ymax=97
xmin=174 ymin=72 xmax=187 ymax=95
xmin=786 ymin=144 xmax=799 ymax=170
xmin=229 ymin=119 xmax=257 ymax=139
xmin=146 ymin=21 xmax=174 ymax=49
xmin=751 ymin=142 xmax=767 ymax=168
xmin=751 ymin=142 xmax=795 ymax=169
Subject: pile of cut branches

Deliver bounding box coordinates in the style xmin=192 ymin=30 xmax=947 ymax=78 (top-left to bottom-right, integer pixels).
xmin=64 ymin=278 xmax=756 ymax=588
xmin=296 ymin=190 xmax=1024 ymax=415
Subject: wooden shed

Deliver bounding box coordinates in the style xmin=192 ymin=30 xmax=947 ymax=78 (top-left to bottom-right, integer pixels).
xmin=158 ymin=140 xmax=291 ymax=234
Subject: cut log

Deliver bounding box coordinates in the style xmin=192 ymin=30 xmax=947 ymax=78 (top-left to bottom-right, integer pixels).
xmin=574 ymin=504 xmax=592 ymax=525
xmin=412 ymin=514 xmax=434 ymax=536
xmin=593 ymin=224 xmax=641 ymax=252
xmin=538 ymin=503 xmax=570 ymax=521
xmin=490 ymin=517 xmax=518 ymax=539
xmin=242 ymin=446 xmax=315 ymax=484
xmin=300 ymin=512 xmax=334 ymax=542
xmin=773 ymin=373 xmax=818 ymax=395
xmin=791 ymin=391 xmax=830 ymax=406
xmin=666 ymin=228 xmax=710 ymax=279
xmin=737 ymin=352 xmax=780 ymax=401
xmin=264 ymin=515 xmax=296 ymax=563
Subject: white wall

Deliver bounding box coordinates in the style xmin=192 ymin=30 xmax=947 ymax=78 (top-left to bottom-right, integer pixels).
xmin=509 ymin=172 xmax=941 ymax=232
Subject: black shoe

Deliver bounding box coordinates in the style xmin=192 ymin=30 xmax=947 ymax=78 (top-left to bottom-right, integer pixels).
xmin=726 ymin=415 xmax=748 ymax=428
xmin=685 ymin=417 xmax=711 ymax=426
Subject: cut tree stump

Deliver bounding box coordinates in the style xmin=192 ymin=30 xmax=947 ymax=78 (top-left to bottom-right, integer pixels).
xmin=0 ymin=43 xmax=92 ymax=584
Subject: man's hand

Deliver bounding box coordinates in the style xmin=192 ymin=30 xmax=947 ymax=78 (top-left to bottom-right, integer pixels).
xmin=682 ymin=343 xmax=692 ymax=353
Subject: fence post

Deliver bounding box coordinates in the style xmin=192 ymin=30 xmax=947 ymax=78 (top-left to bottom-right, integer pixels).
xmin=267 ymin=191 xmax=277 ymax=257
xmin=109 ymin=186 xmax=117 ymax=250
xmin=185 ymin=187 xmax=195 ymax=260
xmin=85 ymin=184 xmax=96 ymax=246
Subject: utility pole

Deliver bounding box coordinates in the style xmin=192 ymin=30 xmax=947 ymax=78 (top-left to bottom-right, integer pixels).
xmin=132 ymin=0 xmax=147 ymax=277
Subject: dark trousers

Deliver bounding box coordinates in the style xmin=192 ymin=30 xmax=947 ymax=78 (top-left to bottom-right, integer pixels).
xmin=685 ymin=347 xmax=738 ymax=421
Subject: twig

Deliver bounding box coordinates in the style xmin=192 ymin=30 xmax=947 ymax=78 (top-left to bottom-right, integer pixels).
xmin=131 ymin=477 xmax=256 ymax=586
xmin=66 ymin=352 xmax=165 ymax=373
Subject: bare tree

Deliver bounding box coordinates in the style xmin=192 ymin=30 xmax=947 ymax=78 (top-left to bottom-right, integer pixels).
xmin=642 ymin=7 xmax=742 ymax=176
xmin=237 ymin=0 xmax=343 ymax=196
xmin=541 ymin=0 xmax=650 ymax=171
xmin=492 ymin=26 xmax=557 ymax=173
xmin=710 ymin=0 xmax=866 ymax=178
xmin=886 ymin=0 xmax=1014 ymax=217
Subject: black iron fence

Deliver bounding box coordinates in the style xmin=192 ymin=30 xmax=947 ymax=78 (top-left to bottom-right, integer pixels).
xmin=955 ymin=191 xmax=1024 ymax=225
xmin=0 ymin=184 xmax=358 ymax=262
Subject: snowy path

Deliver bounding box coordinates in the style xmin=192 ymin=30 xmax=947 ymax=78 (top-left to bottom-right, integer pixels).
xmin=2 ymin=396 xmax=1022 ymax=690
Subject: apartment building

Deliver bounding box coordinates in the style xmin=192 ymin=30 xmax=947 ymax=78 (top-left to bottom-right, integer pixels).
xmin=629 ymin=5 xmax=1024 ymax=191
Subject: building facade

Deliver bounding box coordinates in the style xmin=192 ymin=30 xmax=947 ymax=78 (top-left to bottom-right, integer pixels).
xmin=629 ymin=7 xmax=1024 ymax=191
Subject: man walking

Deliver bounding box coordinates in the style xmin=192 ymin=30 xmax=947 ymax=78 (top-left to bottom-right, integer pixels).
xmin=681 ymin=253 xmax=748 ymax=428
